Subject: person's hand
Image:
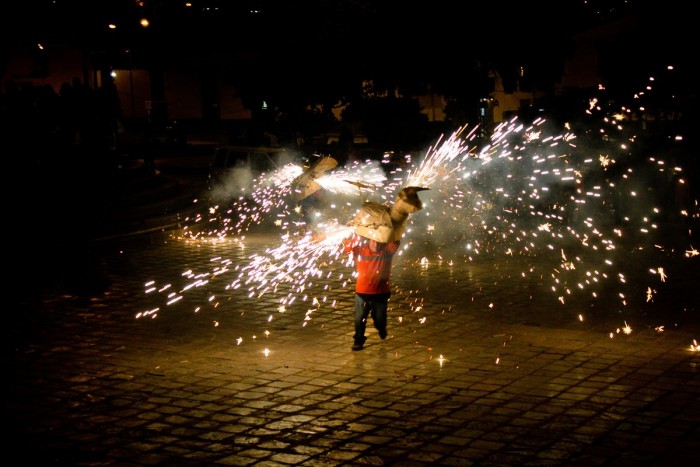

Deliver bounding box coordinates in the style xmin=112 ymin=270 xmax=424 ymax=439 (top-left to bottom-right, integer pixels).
xmin=339 ymin=234 xmax=355 ymax=252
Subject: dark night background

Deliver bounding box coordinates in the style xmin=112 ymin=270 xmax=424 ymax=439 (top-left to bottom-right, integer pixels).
xmin=3 ymin=0 xmax=694 ymax=112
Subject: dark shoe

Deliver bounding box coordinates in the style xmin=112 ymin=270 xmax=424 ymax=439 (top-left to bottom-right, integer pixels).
xmin=352 ymin=342 xmax=364 ymax=351
xmin=379 ymin=328 xmax=387 ymax=339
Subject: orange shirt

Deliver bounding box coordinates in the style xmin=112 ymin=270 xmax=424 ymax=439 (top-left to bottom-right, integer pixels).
xmin=343 ymin=235 xmax=400 ymax=295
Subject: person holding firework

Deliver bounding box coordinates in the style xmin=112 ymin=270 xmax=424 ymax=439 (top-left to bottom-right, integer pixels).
xmin=342 ymin=186 xmax=428 ymax=351
xmin=342 ymin=232 xmax=400 ymax=350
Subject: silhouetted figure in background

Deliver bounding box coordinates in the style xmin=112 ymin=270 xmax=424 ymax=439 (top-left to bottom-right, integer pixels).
xmin=2 ymin=77 xmax=118 ymax=297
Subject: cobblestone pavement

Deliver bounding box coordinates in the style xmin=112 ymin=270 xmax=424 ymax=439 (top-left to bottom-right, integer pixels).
xmin=7 ymin=224 xmax=700 ymax=466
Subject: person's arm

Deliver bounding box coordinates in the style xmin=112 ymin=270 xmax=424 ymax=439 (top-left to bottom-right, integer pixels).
xmin=386 ymin=240 xmax=400 ymax=254
xmin=341 ymin=233 xmax=359 ymax=254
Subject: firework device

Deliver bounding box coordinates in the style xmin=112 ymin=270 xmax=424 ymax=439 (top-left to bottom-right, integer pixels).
xmin=291 ymin=156 xmax=338 ymax=201
xmin=350 ymin=186 xmax=429 ymax=242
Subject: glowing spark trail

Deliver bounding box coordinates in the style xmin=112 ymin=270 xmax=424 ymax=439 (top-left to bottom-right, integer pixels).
xmin=139 ymin=63 xmax=698 ymax=350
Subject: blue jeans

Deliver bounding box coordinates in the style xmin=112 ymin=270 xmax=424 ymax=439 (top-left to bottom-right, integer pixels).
xmin=353 ymin=293 xmax=388 ymax=343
